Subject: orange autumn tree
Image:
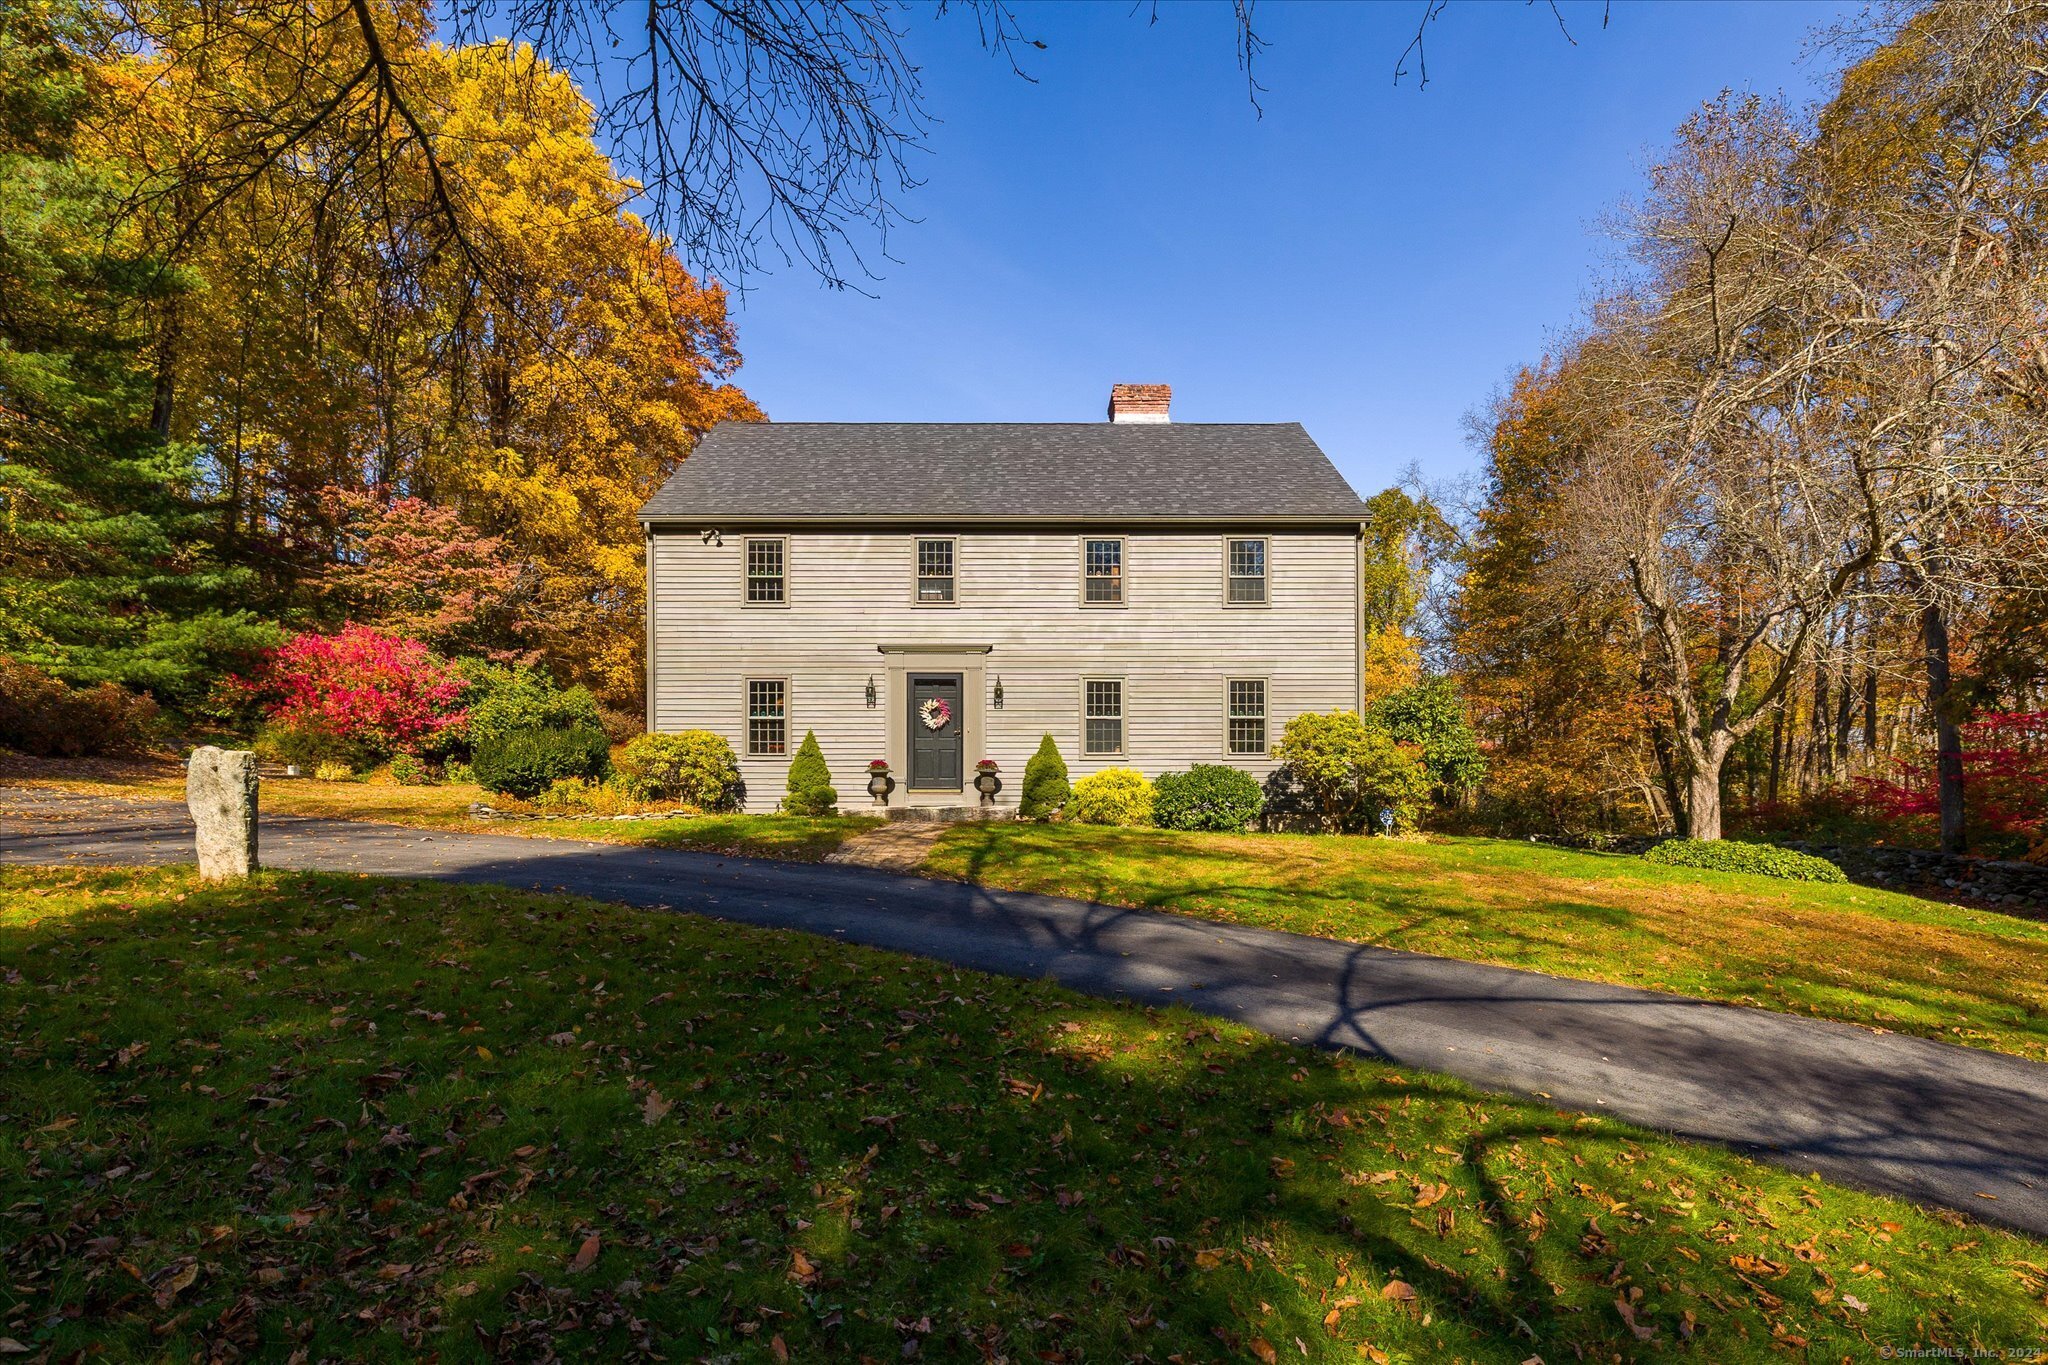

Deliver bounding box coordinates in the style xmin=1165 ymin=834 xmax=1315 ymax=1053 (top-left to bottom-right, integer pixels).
xmin=95 ymin=16 xmax=760 ymax=709
xmin=408 ymin=43 xmax=762 ymax=703
xmin=1454 ymin=367 xmax=1664 ymax=836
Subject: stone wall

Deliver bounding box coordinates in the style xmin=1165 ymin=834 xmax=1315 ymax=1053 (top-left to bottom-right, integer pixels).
xmin=1780 ymin=841 xmax=2048 ymax=917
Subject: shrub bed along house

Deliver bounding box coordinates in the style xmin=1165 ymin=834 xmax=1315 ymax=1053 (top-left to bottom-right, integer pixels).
xmin=1066 ymin=767 xmax=1155 ymax=827
xmin=1642 ymin=838 xmax=1848 ymax=883
xmin=1151 ymin=763 xmax=1264 ymax=833
xmin=614 ymin=730 xmax=742 ymax=810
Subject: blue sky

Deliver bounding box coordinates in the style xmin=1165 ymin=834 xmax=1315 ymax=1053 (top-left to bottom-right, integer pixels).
xmin=712 ymin=0 xmax=1854 ymax=498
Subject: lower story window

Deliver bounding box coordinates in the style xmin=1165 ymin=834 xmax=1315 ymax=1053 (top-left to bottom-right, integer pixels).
xmin=1084 ymin=678 xmax=1124 ymax=755
xmin=747 ymin=678 xmax=787 ymax=755
xmin=1227 ymin=679 xmax=1267 ymax=755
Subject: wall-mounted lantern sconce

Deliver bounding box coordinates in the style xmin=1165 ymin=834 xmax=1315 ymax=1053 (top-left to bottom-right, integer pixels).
xmin=992 ymin=675 xmax=1005 ymax=709
xmin=864 ymin=675 xmax=877 ymax=708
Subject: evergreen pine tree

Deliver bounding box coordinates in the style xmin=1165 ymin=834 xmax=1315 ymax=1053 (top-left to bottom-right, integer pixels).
xmin=780 ymin=729 xmax=837 ymax=814
xmin=1019 ymin=733 xmax=1070 ymax=819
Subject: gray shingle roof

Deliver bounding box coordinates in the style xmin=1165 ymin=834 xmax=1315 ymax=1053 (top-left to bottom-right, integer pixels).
xmin=639 ymin=422 xmax=1368 ymax=523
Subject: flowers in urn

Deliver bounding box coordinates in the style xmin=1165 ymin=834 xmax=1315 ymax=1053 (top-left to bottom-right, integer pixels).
xmin=866 ymin=758 xmax=891 ymax=806
xmin=973 ymin=757 xmax=1001 ymax=804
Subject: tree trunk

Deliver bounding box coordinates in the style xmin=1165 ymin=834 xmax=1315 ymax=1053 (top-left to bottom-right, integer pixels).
xmin=1922 ymin=602 xmax=1967 ymax=854
xmin=1682 ymin=760 xmax=1724 ymax=841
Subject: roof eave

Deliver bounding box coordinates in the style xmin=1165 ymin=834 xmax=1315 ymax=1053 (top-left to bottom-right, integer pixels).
xmin=638 ymin=512 xmax=1371 ymax=529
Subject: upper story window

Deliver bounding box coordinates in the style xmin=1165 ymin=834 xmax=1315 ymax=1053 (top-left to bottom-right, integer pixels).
xmin=745 ymin=537 xmax=785 ymax=604
xmin=916 ymin=538 xmax=956 ymax=604
xmin=1083 ymin=537 xmax=1125 ymax=605
xmin=1227 ymin=537 xmax=1268 ymax=604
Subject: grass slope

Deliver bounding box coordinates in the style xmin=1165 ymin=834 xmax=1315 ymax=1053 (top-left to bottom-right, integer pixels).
xmin=2 ymin=866 xmax=2043 ymax=1362
xmin=925 ymin=825 xmax=2048 ymax=1063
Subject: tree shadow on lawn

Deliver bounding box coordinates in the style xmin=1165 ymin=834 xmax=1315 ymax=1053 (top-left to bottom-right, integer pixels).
xmin=2 ymin=867 xmax=2042 ymax=1363
xmin=934 ymin=825 xmax=2048 ymax=1060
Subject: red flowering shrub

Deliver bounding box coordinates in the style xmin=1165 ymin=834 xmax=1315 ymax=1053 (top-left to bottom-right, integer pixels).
xmin=249 ymin=626 xmax=467 ymax=758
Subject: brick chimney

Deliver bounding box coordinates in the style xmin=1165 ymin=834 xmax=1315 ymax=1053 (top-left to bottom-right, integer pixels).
xmin=1107 ymin=383 xmax=1171 ymax=424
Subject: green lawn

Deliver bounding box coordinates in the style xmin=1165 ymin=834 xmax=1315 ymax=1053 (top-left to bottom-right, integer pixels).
xmin=2 ymin=867 xmax=2042 ymax=1362
xmin=925 ymin=824 xmax=2048 ymax=1064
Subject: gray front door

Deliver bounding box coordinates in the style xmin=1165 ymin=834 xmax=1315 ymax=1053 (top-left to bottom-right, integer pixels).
xmin=908 ymin=674 xmax=964 ymax=790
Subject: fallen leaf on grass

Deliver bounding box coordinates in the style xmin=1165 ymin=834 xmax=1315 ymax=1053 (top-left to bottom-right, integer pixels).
xmin=1841 ymin=1293 xmax=1870 ymax=1313
xmin=1380 ymin=1280 xmax=1417 ymax=1303
xmin=153 ymin=1263 xmax=198 ymax=1308
xmin=568 ymin=1234 xmax=600 ymax=1273
xmin=0 ymin=1340 xmax=30 ymax=1355
xmin=789 ymin=1248 xmax=818 ymax=1284
xmin=1613 ymin=1294 xmax=1656 ymax=1341
xmin=641 ymin=1089 xmax=673 ymax=1125
xmin=1249 ymin=1339 xmax=1278 ymax=1364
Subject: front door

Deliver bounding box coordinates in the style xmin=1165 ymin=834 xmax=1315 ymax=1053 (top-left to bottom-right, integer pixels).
xmin=908 ymin=674 xmax=964 ymax=791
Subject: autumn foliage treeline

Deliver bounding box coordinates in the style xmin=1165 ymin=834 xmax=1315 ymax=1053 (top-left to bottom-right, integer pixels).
xmin=1433 ymin=1 xmax=2048 ymax=857
xmin=0 ymin=0 xmax=758 ymax=728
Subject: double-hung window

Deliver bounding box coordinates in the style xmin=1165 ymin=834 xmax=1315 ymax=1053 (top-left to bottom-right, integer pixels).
xmin=1083 ymin=538 xmax=1125 ymax=604
xmin=916 ymin=538 xmax=956 ymax=604
xmin=746 ymin=679 xmax=787 ymax=755
xmin=1226 ymin=679 xmax=1267 ymax=756
xmin=1226 ymin=537 xmax=1268 ymax=604
xmin=744 ymin=537 xmax=786 ymax=604
xmin=1083 ymin=678 xmax=1124 ymax=755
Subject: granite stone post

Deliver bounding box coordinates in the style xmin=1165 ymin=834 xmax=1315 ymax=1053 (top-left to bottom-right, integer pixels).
xmin=187 ymin=746 xmax=259 ymax=879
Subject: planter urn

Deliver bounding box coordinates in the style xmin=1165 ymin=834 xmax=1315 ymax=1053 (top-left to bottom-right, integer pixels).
xmin=973 ymin=764 xmax=1001 ymax=807
xmin=867 ymin=764 xmax=891 ymax=806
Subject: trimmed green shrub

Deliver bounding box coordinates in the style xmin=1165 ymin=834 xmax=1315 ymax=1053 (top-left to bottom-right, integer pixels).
xmin=1642 ymin=839 xmax=1848 ymax=883
xmin=1369 ymin=676 xmax=1486 ymax=799
xmin=780 ymin=730 xmax=837 ymax=815
xmin=1271 ymin=710 xmax=1431 ymax=834
xmin=253 ymin=722 xmax=379 ymax=774
xmin=1019 ymin=733 xmax=1070 ymax=819
xmin=458 ymin=662 xmax=605 ymax=751
xmin=1066 ymin=767 xmax=1155 ymax=827
xmin=1152 ymin=764 xmax=1265 ymax=833
xmin=615 ymin=730 xmax=742 ymax=810
xmin=389 ymin=752 xmax=432 ymax=786
xmin=471 ymin=725 xmax=612 ymax=800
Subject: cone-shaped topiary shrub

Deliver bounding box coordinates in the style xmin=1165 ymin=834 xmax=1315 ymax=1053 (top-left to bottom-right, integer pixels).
xmin=1019 ymin=733 xmax=1070 ymax=819
xmin=780 ymin=729 xmax=838 ymax=815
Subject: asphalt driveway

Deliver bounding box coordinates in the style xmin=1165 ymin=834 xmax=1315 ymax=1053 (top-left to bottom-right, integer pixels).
xmin=5 ymin=785 xmax=2046 ymax=1239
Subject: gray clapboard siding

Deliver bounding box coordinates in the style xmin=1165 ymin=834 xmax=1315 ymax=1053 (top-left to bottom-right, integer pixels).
xmin=650 ymin=530 xmax=1361 ymax=812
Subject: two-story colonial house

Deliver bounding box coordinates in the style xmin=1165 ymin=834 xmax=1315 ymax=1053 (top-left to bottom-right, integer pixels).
xmin=638 ymin=384 xmax=1370 ymax=813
